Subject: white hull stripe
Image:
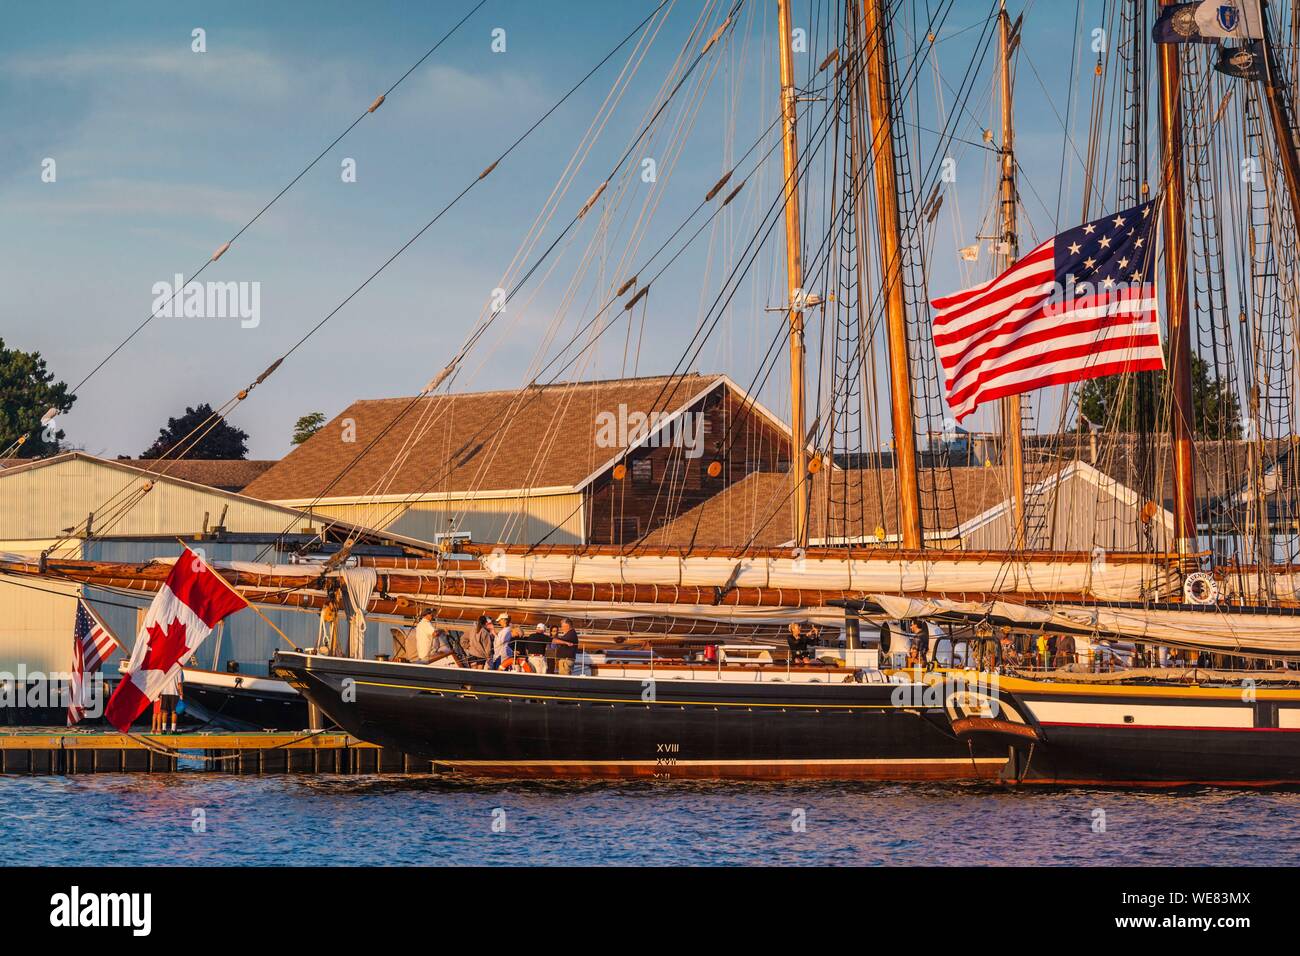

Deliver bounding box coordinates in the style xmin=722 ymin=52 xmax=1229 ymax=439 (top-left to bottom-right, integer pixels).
xmin=1027 ymin=700 xmax=1254 ymax=729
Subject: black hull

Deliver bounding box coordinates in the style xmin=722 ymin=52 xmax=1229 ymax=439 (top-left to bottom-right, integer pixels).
xmin=272 ymin=652 xmax=1008 ymax=780
xmin=979 ymin=680 xmax=1300 ymax=786
xmin=1011 ymin=723 xmax=1300 ymax=786
xmin=183 ymin=680 xmax=309 ymax=732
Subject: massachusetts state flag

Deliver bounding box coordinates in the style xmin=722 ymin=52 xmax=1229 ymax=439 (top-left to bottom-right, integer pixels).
xmin=930 ymin=201 xmax=1165 ymax=421
xmin=1153 ymin=1 xmax=1263 ymax=44
xmin=68 ymin=599 xmax=123 ymax=726
xmin=104 ymin=547 xmax=246 ymax=732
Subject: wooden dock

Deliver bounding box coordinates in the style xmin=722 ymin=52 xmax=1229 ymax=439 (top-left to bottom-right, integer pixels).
xmin=0 ymin=730 xmax=438 ymax=774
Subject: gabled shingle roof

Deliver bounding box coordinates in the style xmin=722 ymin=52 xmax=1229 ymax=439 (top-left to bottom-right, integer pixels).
xmin=243 ymin=374 xmax=733 ymax=502
xmin=0 ymin=454 xmax=274 ymax=493
xmin=118 ymin=458 xmax=275 ymax=492
xmin=643 ymin=466 xmax=1012 ymax=548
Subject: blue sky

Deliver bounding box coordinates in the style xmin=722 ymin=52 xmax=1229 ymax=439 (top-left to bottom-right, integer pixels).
xmin=1 ymin=0 xmax=1115 ymax=459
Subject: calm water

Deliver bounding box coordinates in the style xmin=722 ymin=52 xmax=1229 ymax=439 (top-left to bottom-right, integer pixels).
xmin=2 ymin=774 xmax=1297 ymax=865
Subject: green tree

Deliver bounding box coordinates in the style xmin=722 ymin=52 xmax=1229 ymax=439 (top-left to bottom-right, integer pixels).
xmin=140 ymin=403 xmax=249 ymax=459
xmin=1076 ymin=356 xmax=1241 ymax=439
xmin=0 ymin=338 xmax=76 ymax=457
xmin=291 ymin=411 xmax=326 ymax=446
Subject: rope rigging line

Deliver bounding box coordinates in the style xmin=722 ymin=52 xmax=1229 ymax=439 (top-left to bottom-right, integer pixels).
xmin=615 ymin=2 xmax=974 ymax=555
xmin=65 ymin=0 xmax=491 ymax=400
xmin=242 ymin=2 xmax=762 ymax=561
xmin=345 ymin=0 xmax=699 ymax=518
xmin=274 ymin=0 xmax=972 ymax=561
xmin=610 ymin=0 xmax=1004 ymax=556
xmin=51 ymin=0 xmax=683 ymax=563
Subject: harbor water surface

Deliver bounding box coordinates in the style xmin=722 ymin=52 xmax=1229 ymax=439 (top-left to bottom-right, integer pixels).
xmin=2 ymin=775 xmax=1297 ymax=865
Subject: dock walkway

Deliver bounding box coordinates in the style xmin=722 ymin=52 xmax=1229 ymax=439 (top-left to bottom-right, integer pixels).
xmin=0 ymin=730 xmax=435 ymax=774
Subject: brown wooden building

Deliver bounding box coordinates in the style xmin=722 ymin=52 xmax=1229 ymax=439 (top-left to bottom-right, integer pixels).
xmin=243 ymin=373 xmax=795 ymax=547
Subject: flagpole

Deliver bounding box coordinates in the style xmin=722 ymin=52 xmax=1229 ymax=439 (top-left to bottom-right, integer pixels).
xmin=176 ymin=540 xmax=302 ymax=651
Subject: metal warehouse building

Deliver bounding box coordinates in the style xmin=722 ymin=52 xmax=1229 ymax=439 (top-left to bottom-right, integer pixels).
xmin=0 ymin=453 xmax=411 ymax=675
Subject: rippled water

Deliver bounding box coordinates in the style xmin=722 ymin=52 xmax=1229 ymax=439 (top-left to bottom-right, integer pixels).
xmin=3 ymin=774 xmax=1297 ymax=866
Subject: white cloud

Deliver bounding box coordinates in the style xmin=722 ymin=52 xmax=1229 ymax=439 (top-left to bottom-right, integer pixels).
xmin=4 ymin=47 xmax=301 ymax=101
xmin=7 ymin=177 xmax=261 ymax=226
xmin=390 ymin=63 xmax=549 ymax=121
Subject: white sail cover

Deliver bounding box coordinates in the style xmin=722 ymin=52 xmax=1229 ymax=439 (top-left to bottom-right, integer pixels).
xmin=485 ymin=552 xmax=1167 ymax=602
xmin=870 ymin=593 xmax=1300 ymax=657
xmin=1049 ymin=604 xmax=1300 ymax=656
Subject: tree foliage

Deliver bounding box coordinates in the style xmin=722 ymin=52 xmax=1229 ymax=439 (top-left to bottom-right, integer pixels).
xmin=291 ymin=411 xmax=326 ymax=446
xmin=1076 ymin=356 xmax=1241 ymax=439
xmin=140 ymin=403 xmax=249 ymax=460
xmin=0 ymin=338 xmax=76 ymax=457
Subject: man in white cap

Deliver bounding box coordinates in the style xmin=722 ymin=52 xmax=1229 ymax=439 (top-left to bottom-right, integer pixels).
xmin=525 ymin=622 xmax=550 ymax=674
xmin=491 ymin=612 xmax=515 ymax=670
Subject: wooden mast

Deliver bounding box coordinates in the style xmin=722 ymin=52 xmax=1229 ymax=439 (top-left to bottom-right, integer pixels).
xmin=846 ymin=0 xmax=876 ymax=552
xmin=859 ymin=0 xmax=924 ymax=549
xmin=1156 ymin=0 xmax=1198 ymax=554
xmin=997 ymin=1 xmax=1027 ymax=550
xmin=776 ymin=0 xmax=810 ymax=548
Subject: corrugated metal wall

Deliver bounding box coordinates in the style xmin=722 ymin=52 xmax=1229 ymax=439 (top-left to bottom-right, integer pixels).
xmin=0 ymin=456 xmax=308 ymax=541
xmin=0 ymin=563 xmax=82 ymax=674
xmin=305 ymin=493 xmax=584 ymax=545
xmin=0 ymin=458 xmax=315 ymax=676
xmin=0 ymin=458 xmax=405 ymax=676
xmin=80 ymin=540 xmax=396 ymax=676
xmin=0 ymin=539 xmax=354 ymax=677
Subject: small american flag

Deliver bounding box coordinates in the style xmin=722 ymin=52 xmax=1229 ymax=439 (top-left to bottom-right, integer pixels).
xmin=931 ymin=201 xmax=1165 ymax=421
xmin=68 ymin=599 xmax=122 ymax=726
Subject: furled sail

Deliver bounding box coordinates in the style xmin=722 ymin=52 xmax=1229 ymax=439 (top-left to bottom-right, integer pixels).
xmin=870 ymin=593 xmax=1300 ymax=658
xmin=483 ymin=549 xmax=1172 ymax=602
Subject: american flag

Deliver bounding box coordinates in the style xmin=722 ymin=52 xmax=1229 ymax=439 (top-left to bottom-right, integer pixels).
xmin=68 ymin=599 xmax=122 ymax=726
xmin=931 ymin=201 xmax=1166 ymax=421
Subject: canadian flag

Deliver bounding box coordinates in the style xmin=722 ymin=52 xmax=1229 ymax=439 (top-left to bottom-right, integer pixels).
xmin=105 ymin=547 xmax=247 ymax=732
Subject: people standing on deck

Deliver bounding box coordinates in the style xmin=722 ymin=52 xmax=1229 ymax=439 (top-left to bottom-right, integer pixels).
xmin=1036 ymin=633 xmax=1049 ymax=670
xmin=907 ymin=620 xmax=930 ymax=668
xmin=787 ymin=621 xmax=813 ymax=663
xmin=523 ymin=623 xmax=550 ymax=674
xmin=549 ymin=618 xmax=580 ymax=674
xmin=463 ymin=614 xmax=493 ymax=665
xmin=1000 ymin=633 xmax=1018 ymax=668
xmin=492 ymin=613 xmax=515 ymax=670
xmin=543 ymin=623 xmax=561 ymax=673
xmin=412 ymin=608 xmax=438 ymax=663
xmin=1054 ymin=633 xmax=1077 ymax=669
